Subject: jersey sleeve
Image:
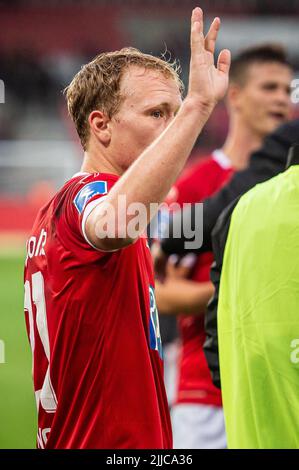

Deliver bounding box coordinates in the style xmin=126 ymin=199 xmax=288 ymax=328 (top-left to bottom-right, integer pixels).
xmin=72 ymin=177 xmax=109 ymax=250
xmin=56 ymin=173 xmax=119 ymax=262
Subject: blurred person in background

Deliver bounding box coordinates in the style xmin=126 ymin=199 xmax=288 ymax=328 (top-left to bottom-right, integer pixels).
xmin=23 ymin=9 xmax=231 ymax=449
xmin=155 ymin=44 xmax=293 ymax=449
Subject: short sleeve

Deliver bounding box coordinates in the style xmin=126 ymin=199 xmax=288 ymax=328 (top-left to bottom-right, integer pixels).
xmin=55 ymin=173 xmax=119 ymax=262
xmin=73 ymin=179 xmax=109 ymax=249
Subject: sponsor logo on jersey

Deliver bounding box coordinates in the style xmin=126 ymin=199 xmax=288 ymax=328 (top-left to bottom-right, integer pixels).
xmin=149 ymin=285 xmax=163 ymax=359
xmin=74 ymin=181 xmax=108 ymax=214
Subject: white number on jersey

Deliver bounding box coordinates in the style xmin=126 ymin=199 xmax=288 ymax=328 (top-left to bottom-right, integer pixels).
xmin=24 ymin=271 xmax=57 ymax=413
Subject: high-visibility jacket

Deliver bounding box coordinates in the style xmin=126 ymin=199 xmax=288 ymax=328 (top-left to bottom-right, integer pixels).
xmin=218 ymin=166 xmax=299 ymax=449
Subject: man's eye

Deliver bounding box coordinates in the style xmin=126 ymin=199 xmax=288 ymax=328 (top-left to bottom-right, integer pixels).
xmin=151 ymin=110 xmax=163 ymax=118
xmin=262 ymin=83 xmax=278 ymax=91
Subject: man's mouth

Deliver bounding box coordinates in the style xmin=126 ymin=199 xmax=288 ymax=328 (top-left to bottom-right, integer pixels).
xmin=269 ymin=111 xmax=286 ymax=120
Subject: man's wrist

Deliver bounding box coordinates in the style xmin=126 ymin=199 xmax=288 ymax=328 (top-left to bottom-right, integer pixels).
xmin=182 ymin=95 xmax=216 ymax=119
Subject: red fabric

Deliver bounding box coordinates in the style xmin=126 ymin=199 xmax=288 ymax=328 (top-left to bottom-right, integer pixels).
xmin=0 ymin=6 xmax=122 ymax=55
xmin=24 ymin=173 xmax=172 ymax=449
xmin=0 ymin=198 xmax=38 ymax=231
xmin=170 ymin=156 xmax=233 ymax=407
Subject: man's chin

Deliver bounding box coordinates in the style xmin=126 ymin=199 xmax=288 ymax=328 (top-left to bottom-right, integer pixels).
xmin=263 ymin=117 xmax=289 ymax=135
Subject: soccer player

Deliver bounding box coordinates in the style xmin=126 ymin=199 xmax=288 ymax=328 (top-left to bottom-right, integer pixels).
xmin=23 ymin=8 xmax=231 ymax=449
xmin=155 ymin=44 xmax=293 ymax=449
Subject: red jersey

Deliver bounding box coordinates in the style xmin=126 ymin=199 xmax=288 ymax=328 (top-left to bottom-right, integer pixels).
xmin=24 ymin=172 xmax=172 ymax=449
xmin=170 ymin=151 xmax=233 ymax=407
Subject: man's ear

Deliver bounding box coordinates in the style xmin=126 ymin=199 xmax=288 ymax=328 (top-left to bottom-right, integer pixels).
xmin=226 ymin=83 xmax=243 ymax=112
xmin=88 ymin=110 xmax=111 ymax=146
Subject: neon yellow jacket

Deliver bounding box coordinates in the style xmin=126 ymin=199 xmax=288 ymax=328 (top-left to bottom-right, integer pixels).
xmin=218 ymin=166 xmax=299 ymax=449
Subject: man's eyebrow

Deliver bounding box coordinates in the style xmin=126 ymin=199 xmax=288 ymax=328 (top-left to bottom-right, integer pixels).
xmin=145 ymin=102 xmax=170 ymax=109
xmin=144 ymin=102 xmax=181 ymax=112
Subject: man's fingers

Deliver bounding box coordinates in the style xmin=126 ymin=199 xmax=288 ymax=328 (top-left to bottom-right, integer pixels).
xmin=205 ymin=17 xmax=220 ymax=55
xmin=191 ymin=6 xmax=203 ymax=27
xmin=190 ymin=7 xmax=204 ymax=52
xmin=217 ymin=49 xmax=231 ymax=75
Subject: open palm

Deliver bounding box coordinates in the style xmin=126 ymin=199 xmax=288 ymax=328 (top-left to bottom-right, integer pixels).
xmin=188 ymin=8 xmax=231 ymax=107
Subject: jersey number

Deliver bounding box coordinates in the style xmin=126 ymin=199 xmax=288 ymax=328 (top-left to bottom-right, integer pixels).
xmin=24 ymin=271 xmax=57 ymax=414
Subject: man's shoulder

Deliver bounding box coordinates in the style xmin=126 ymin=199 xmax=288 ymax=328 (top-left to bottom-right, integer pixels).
xmin=233 ymin=167 xmax=299 ymax=227
xmin=173 ymin=153 xmax=230 ymax=204
xmin=178 ymin=154 xmax=217 ymax=184
xmin=64 ymin=172 xmax=118 ymax=195
xmin=54 ymin=172 xmax=118 ymax=215
xmin=177 ymin=152 xmax=230 ymax=189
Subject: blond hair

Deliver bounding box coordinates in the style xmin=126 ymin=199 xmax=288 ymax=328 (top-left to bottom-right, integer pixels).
xmin=65 ymin=47 xmax=183 ymax=150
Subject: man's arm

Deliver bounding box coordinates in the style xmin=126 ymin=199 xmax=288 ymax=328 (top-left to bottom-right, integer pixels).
xmin=86 ymin=9 xmax=231 ymax=251
xmin=154 ymin=253 xmax=214 ymax=315
xmin=155 ymin=278 xmax=214 ymax=315
xmin=159 ymin=118 xmax=299 ymax=258
xmin=203 ymin=196 xmax=240 ymax=388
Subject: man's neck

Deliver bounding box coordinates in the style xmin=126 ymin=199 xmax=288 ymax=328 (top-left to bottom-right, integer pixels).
xmin=80 ymin=149 xmax=123 ymax=176
xmin=222 ymin=120 xmax=264 ymax=171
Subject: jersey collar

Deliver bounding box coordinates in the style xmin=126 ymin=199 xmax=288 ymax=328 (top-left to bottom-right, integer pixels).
xmin=212 ymin=149 xmax=232 ymax=170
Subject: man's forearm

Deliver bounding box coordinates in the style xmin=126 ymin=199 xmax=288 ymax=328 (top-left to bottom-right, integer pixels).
xmin=156 ymin=279 xmax=214 ymax=315
xmin=90 ymin=99 xmax=214 ymax=246
xmin=110 ymin=100 xmax=212 ymax=207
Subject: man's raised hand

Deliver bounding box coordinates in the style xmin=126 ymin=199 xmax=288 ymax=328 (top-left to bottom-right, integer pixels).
xmin=188 ymin=7 xmax=231 ymax=109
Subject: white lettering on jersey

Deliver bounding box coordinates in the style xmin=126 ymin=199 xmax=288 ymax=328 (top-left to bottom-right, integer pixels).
xmin=37 ymin=427 xmax=51 ymax=449
xmin=25 ymin=229 xmax=47 ymax=265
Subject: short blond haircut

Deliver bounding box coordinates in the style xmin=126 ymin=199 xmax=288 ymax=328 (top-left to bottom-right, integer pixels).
xmin=65 ymin=47 xmax=184 ymax=150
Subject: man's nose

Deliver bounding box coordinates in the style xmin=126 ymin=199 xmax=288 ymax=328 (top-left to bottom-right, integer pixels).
xmin=167 ymin=114 xmax=176 ymax=124
xmin=274 ymin=88 xmax=290 ymax=106
xmin=161 ymin=115 xmax=174 ymax=130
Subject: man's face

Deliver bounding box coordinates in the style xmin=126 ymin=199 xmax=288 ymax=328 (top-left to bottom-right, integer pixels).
xmin=109 ymin=66 xmax=182 ymax=171
xmin=232 ymin=62 xmax=293 ymax=137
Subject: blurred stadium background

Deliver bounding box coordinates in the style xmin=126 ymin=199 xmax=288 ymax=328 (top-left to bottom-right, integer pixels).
xmin=0 ymin=0 xmax=299 ymax=449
